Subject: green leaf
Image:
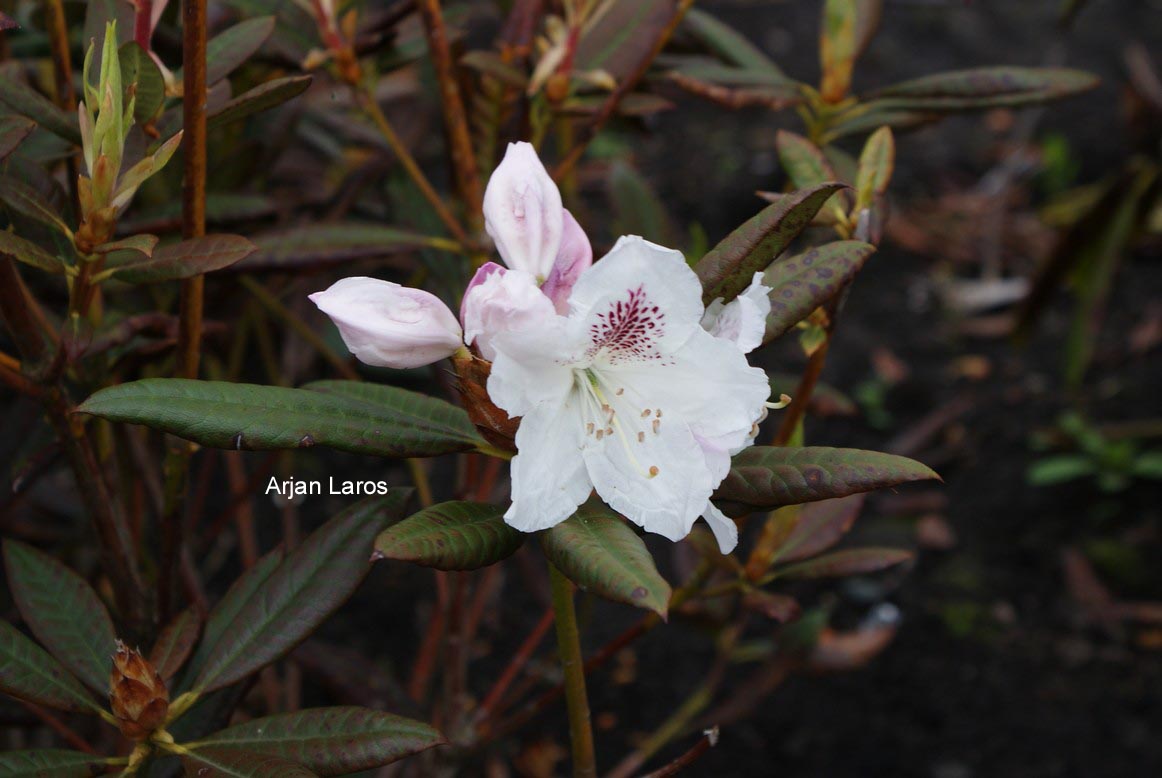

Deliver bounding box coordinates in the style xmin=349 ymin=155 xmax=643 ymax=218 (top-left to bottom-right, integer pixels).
xmin=190 ymin=492 xmax=412 ymax=693
xmin=2 ymin=541 xmax=116 ymax=695
xmin=94 ymin=233 xmax=158 ymax=257
xmin=826 ymin=103 xmax=938 ymax=142
xmin=110 ymin=132 xmax=184 ymax=209
xmin=104 ymin=234 xmax=255 ymax=283
xmin=375 ymin=501 xmax=523 ymax=571
xmin=0 ymin=116 xmax=37 ymax=161
xmin=0 ymin=229 xmax=66 ymax=274
xmin=574 ymin=0 xmax=672 ymax=81
xmin=0 ymin=749 xmax=113 ymax=777
xmin=819 ymin=0 xmax=857 ymax=102
xmin=181 ymin=548 xmax=284 ymax=691
xmin=775 ymin=494 xmax=866 ymax=564
xmin=150 ymin=607 xmax=201 ymax=680
xmin=459 ymin=51 xmax=528 ymax=89
xmin=762 ymin=240 xmax=876 ymax=343
xmin=204 ymin=17 xmax=277 ymax=86
xmin=179 ymin=748 xmax=317 ymax=777
xmin=714 ymin=446 xmax=940 ymax=516
xmin=771 ymin=547 xmax=913 ymax=580
xmin=1132 ymin=451 xmax=1162 ymax=480
xmin=0 ymin=79 xmax=82 ymax=145
xmin=541 ymin=501 xmax=671 ymax=618
xmin=0 ymin=174 xmax=72 ymax=236
xmin=1026 ymin=455 xmax=1096 ymax=486
xmin=118 ymin=42 xmax=165 ymax=122
xmin=682 ymin=9 xmax=784 ymax=73
xmin=241 ymin=224 xmax=446 ymax=271
xmin=0 ymin=620 xmax=100 ymax=713
xmin=695 ymin=182 xmax=847 ymax=304
xmin=776 ymin=130 xmax=839 ymax=190
xmin=79 ymin=379 xmax=486 ymax=458
xmin=190 ymin=707 xmax=445 ymax=774
xmin=872 ymin=67 xmax=1099 ymax=111
xmin=608 ymin=161 xmax=673 ymax=247
xmin=854 ymin=126 xmax=895 ymax=209
xmin=206 ymin=75 xmax=312 ymax=133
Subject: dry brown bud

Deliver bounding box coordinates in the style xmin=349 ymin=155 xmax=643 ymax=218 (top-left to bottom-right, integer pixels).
xmin=453 ymin=354 xmax=518 ymax=452
xmin=109 ymin=640 xmax=169 ymax=741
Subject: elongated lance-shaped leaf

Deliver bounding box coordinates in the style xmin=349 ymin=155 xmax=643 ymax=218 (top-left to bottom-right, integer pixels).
xmin=819 ymin=0 xmax=857 ymax=102
xmin=573 ymin=0 xmax=673 ymax=81
xmin=871 ymin=66 xmax=1099 ymax=110
xmin=78 ymin=379 xmax=488 ymax=458
xmin=0 ymin=116 xmax=37 ymax=161
xmin=541 ymin=501 xmax=671 ymax=618
xmin=775 ymin=494 xmax=866 ymax=564
xmin=205 ymin=75 xmax=313 ymax=133
xmin=189 ymin=707 xmax=446 ymax=774
xmin=714 ymin=446 xmax=939 ymax=516
xmin=855 ymin=126 xmax=895 ymax=209
xmin=0 ymin=230 xmax=67 ymax=274
xmin=695 ymin=182 xmax=847 ymax=304
xmin=375 ymin=502 xmax=523 ymax=571
xmin=762 ymin=241 xmax=876 ymax=343
xmin=150 ymin=607 xmax=201 ymax=681
xmin=179 ymin=747 xmax=318 ymax=777
xmin=104 ymin=233 xmax=254 ymax=283
xmin=771 ymin=547 xmax=913 ymax=580
xmin=0 ymin=174 xmax=72 ymax=236
xmin=118 ymin=42 xmax=164 ymax=122
xmin=193 ymin=17 xmax=277 ymax=86
xmin=240 ymin=224 xmax=449 ymax=270
xmin=110 ymin=131 xmax=183 ymax=210
xmin=0 ymin=620 xmax=100 ymax=713
xmin=191 ymin=492 xmax=412 ymax=693
xmin=0 ymin=78 xmax=82 ymax=144
xmin=181 ymin=548 xmax=283 ymax=689
xmin=775 ymin=131 xmax=849 ymax=234
xmin=2 ymin=541 xmax=116 ymax=695
xmin=0 ymin=749 xmax=115 ymax=777
xmin=683 ymin=8 xmax=785 ymax=73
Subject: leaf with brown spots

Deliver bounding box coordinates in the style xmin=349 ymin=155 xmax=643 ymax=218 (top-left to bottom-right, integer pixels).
xmin=762 ymin=240 xmax=876 ymax=343
xmin=374 ymin=502 xmax=523 ymax=571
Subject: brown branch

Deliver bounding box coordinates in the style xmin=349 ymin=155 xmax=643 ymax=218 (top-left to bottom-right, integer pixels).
xmin=640 ymin=726 xmax=719 ymax=778
xmin=474 ymin=604 xmax=554 ymax=725
xmin=417 ymin=0 xmax=483 ymax=229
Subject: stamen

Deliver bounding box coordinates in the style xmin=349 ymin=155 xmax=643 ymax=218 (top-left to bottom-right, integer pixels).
xmin=652 ymin=419 xmax=660 ymax=434
xmin=586 ymin=422 xmax=595 ymax=435
xmin=655 ymin=409 xmax=662 ymax=418
xmin=648 ymin=465 xmax=659 ymax=478
xmin=641 ymin=409 xmax=651 ymax=418
xmin=637 ymin=431 xmax=645 ymax=443
xmin=596 ymin=429 xmax=604 ymax=440
xmin=765 ymin=394 xmax=792 ymax=410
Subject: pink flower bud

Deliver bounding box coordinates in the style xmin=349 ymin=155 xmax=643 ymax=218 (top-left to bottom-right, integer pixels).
xmin=461 ymin=265 xmax=557 ymax=361
xmin=483 ymin=142 xmax=563 ymax=280
xmin=309 ymin=277 xmax=463 ymax=369
xmin=539 ymin=208 xmax=593 ymax=313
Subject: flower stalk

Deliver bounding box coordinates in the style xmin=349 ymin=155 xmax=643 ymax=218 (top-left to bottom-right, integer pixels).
xmin=549 ymin=562 xmax=597 ymax=778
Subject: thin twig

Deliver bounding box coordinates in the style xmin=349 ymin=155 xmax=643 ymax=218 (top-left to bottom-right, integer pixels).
xmin=640 ymin=726 xmax=719 ymax=778
xmin=549 ymin=562 xmax=597 ymax=778
xmin=474 ymin=604 xmax=554 ymax=726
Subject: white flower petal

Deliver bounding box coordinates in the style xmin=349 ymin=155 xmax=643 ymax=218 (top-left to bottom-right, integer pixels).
xmin=483 ymin=142 xmax=563 ymax=280
xmin=701 ymin=502 xmax=739 ymax=554
xmin=487 ymin=318 xmax=581 ymax=419
xmin=569 ymin=236 xmax=705 ymax=361
xmin=701 ymin=272 xmax=772 ymax=354
xmin=504 ymin=394 xmax=593 ymax=532
xmin=461 ymin=265 xmax=557 ymax=361
xmin=309 ymin=277 xmax=462 ymax=369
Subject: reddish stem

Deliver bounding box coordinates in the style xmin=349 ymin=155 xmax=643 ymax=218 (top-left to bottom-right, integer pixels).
xmin=134 ymin=0 xmax=154 ymax=50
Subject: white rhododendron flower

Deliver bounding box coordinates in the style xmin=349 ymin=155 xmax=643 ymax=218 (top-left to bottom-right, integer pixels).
xmin=701 ymin=272 xmax=772 ymax=354
xmin=309 ymin=277 xmax=463 ymax=369
xmin=486 ymin=236 xmax=770 ymax=552
xmin=461 ymin=263 xmax=556 ymax=362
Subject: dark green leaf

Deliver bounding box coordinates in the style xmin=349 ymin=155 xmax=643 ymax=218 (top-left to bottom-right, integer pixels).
xmin=105 ymin=234 xmax=256 ymax=283
xmin=762 ymin=240 xmax=876 ymax=342
xmin=682 ymin=9 xmax=784 ymax=73
xmin=2 ymin=541 xmax=116 ymax=695
xmin=0 ymin=116 xmax=37 ymax=160
xmin=206 ymin=75 xmax=312 ymax=132
xmin=190 ymin=707 xmax=445 ymax=774
xmin=204 ymin=17 xmax=277 ymax=86
xmin=574 ymin=0 xmax=672 ymax=80
xmin=179 ymin=748 xmax=317 ymax=777
xmin=825 ymin=103 xmax=939 ymax=142
xmin=776 ymin=130 xmax=839 ymax=190
xmin=663 ymin=61 xmax=798 ymax=90
xmin=872 ymin=66 xmax=1099 ymax=110
xmin=240 ymin=224 xmax=445 ymax=271
xmin=460 ymin=51 xmax=528 ymax=89
xmin=191 ymin=492 xmax=412 ymax=693
xmin=0 ymin=79 xmax=81 ymax=145
xmin=0 ymin=229 xmax=66 ymax=274
xmin=94 ymin=233 xmax=158 ymax=256
xmin=1027 ymin=455 xmax=1096 ymax=486
xmin=78 ymin=379 xmax=487 ymax=458
xmin=695 ymin=182 xmax=847 ymax=304
xmin=855 ymin=126 xmax=894 ymax=209
xmin=541 ymin=501 xmax=671 ymax=618
xmin=775 ymin=494 xmax=866 ymax=564
xmin=150 ymin=607 xmax=201 ymax=680
xmin=0 ymin=749 xmax=113 ymax=777
xmin=375 ymin=502 xmax=523 ymax=571
xmin=0 ymin=620 xmax=99 ymax=713
xmin=772 ymin=547 xmax=913 ymax=580
xmin=0 ymin=174 xmax=72 ymax=235
xmin=715 ymin=446 xmax=939 ymax=516
xmin=118 ymin=42 xmax=165 ymax=123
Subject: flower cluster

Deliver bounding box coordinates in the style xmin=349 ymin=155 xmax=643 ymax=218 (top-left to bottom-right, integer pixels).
xmin=311 ymin=143 xmax=773 ymax=552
